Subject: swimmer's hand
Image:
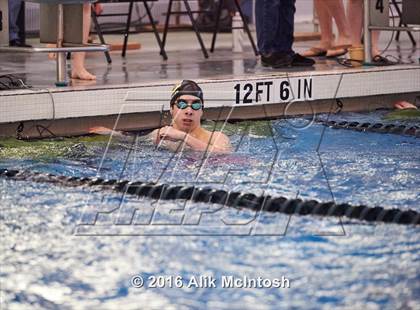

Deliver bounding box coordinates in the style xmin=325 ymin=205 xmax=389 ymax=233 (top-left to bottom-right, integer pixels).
xmin=155 ymin=126 xmax=231 ymax=154
xmin=158 ymin=126 xmax=187 ymax=142
xmin=89 ymin=126 xmax=126 ymax=139
xmin=394 ymin=101 xmax=418 ymax=110
xmin=89 ymin=126 xmax=114 ymax=135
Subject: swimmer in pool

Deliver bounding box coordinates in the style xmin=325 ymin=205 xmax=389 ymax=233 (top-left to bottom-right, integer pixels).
xmin=151 ymin=80 xmax=231 ymax=153
xmin=382 ymin=100 xmax=420 ymax=120
xmin=90 ymin=80 xmax=231 ymax=153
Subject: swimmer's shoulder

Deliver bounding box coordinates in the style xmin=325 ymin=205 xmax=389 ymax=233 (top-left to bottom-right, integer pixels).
xmin=211 ymin=130 xmax=230 ymax=143
xmin=206 ymin=129 xmax=231 ymax=151
xmin=150 ymin=128 xmax=160 ymax=144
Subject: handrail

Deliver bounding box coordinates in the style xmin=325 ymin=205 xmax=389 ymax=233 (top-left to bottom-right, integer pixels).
xmin=0 ymin=44 xmax=108 ymax=53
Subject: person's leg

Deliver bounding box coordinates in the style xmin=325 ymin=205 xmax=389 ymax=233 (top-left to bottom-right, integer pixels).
xmin=256 ymin=0 xmax=313 ymax=67
xmin=71 ymin=4 xmax=96 ymax=80
xmin=47 ymin=44 xmax=57 ymax=60
xmin=316 ymin=0 xmax=334 ymax=49
xmin=325 ymin=0 xmax=350 ymax=47
xmin=371 ymin=31 xmax=380 ymax=57
xmin=347 ymin=0 xmax=363 ymax=47
xmin=255 ymin=0 xmax=280 ymax=54
xmin=273 ymin=0 xmax=295 ymax=55
xmin=347 ymin=0 xmax=380 ymax=56
xmin=303 ymin=0 xmax=333 ymax=56
xmin=240 ymin=0 xmax=253 ymax=24
xmin=277 ymin=0 xmax=314 ymax=66
xmin=8 ymin=0 xmax=22 ymax=42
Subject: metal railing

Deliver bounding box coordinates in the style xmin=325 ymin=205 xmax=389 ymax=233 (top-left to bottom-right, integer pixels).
xmin=363 ymin=0 xmax=420 ymax=63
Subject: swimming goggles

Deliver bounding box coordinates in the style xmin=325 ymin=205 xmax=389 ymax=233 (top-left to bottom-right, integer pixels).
xmin=176 ymin=99 xmax=203 ymax=110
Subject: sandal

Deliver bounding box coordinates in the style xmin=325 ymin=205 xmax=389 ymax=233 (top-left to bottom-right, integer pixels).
xmin=372 ymin=55 xmax=397 ymax=66
xmin=326 ymin=47 xmax=348 ymax=58
xmin=302 ymin=47 xmax=328 ymax=57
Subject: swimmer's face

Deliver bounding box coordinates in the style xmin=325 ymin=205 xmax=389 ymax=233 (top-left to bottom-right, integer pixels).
xmin=171 ymin=95 xmax=203 ymax=132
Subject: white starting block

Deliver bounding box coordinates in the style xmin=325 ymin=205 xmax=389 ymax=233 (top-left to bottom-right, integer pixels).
xmin=0 ymin=0 xmax=108 ymax=87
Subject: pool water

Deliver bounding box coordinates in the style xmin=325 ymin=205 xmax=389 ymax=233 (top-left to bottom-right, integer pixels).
xmin=1 ymin=112 xmax=419 ymax=309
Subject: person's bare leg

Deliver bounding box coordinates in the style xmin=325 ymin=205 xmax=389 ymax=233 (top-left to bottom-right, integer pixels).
xmin=47 ymin=44 xmax=56 ymax=59
xmin=303 ymin=0 xmax=333 ymax=56
xmin=325 ymin=0 xmax=351 ymax=47
xmin=347 ymin=0 xmax=363 ymax=47
xmin=371 ymin=31 xmax=380 ymax=56
xmin=347 ymin=0 xmax=380 ymax=55
xmin=316 ymin=0 xmax=334 ymax=49
xmin=72 ymin=4 xmax=96 ymax=80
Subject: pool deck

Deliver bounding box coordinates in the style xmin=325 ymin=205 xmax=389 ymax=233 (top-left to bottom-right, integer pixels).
xmin=1 ymin=29 xmax=419 ymax=137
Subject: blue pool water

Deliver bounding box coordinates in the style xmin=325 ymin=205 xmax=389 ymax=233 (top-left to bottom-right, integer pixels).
xmin=1 ymin=113 xmax=419 ymax=309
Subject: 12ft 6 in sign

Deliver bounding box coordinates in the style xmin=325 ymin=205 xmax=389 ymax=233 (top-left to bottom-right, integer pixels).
xmin=234 ymin=78 xmax=313 ymax=105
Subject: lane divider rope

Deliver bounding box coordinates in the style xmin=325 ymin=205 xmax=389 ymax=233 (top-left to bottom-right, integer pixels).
xmin=316 ymin=120 xmax=419 ymax=138
xmin=1 ymin=169 xmax=419 ymax=226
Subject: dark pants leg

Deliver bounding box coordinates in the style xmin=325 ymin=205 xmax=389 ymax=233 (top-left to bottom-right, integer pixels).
xmin=8 ymin=0 xmax=22 ymax=41
xmin=255 ymin=0 xmax=295 ymax=55
xmin=274 ymin=0 xmax=295 ymax=55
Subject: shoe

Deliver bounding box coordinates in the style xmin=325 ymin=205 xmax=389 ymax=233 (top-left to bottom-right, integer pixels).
xmin=291 ymin=53 xmax=315 ymax=67
xmin=372 ymin=55 xmax=397 ymax=66
xmin=261 ymin=52 xmax=292 ymax=68
xmin=9 ymin=39 xmax=32 ymax=48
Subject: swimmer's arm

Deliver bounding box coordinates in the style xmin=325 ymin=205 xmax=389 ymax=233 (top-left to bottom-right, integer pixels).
xmin=88 ymin=126 xmax=135 ymax=142
xmin=208 ymin=131 xmax=232 ymax=153
xmin=151 ymin=128 xmax=184 ymax=152
xmin=154 ymin=127 xmax=231 ymax=153
xmin=89 ymin=126 xmax=121 ymax=136
xmin=185 ymin=131 xmax=231 ymax=154
xmin=150 ymin=128 xmax=161 ymax=144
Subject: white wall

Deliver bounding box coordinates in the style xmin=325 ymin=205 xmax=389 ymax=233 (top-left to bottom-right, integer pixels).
xmin=295 ymin=0 xmax=315 ymax=23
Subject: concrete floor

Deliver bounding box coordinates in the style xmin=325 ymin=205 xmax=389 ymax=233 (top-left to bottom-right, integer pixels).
xmin=0 ymin=24 xmax=418 ymax=89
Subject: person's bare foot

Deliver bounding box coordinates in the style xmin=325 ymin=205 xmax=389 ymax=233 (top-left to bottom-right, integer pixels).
xmin=302 ymin=41 xmax=332 ymax=57
xmin=71 ymin=68 xmax=96 ymax=80
xmin=302 ymin=46 xmax=328 ymax=57
xmin=326 ymin=47 xmax=348 ymax=58
xmin=372 ymin=50 xmax=381 ymax=58
xmin=335 ymin=36 xmax=351 ymax=49
xmin=326 ymin=36 xmax=351 ymax=58
xmin=394 ymin=100 xmax=417 ymax=110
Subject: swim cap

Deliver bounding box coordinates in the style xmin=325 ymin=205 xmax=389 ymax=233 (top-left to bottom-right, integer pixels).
xmin=170 ymin=80 xmax=204 ymax=107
